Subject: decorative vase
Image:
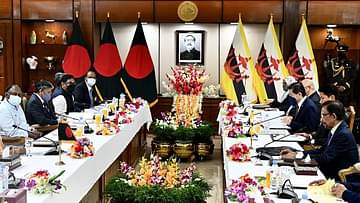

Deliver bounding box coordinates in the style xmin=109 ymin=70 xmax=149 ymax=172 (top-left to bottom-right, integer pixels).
xmin=152 ymin=141 xmax=172 ymax=159
xmin=30 ymin=30 xmax=37 ymax=45
xmin=195 ymin=142 xmax=214 ymax=160
xmin=174 ymin=140 xmax=194 ymax=160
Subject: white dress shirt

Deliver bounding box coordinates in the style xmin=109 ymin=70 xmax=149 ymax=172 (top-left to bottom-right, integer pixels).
xmin=0 ymin=100 xmax=29 ymax=137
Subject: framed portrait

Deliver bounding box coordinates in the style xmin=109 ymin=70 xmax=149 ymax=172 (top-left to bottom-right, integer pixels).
xmin=176 ymin=30 xmax=204 ymax=65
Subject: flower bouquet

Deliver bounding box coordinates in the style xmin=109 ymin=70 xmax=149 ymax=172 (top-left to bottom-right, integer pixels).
xmin=225 ymin=174 xmax=269 ymax=203
xmin=105 ymin=155 xmax=211 ymax=203
xmin=227 ymin=143 xmax=251 ymax=162
xmin=68 ymin=137 xmax=94 ymax=158
xmin=23 ymin=170 xmax=66 ymax=194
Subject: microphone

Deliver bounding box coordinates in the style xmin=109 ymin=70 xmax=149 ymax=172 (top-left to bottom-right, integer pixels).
xmin=285 ymin=105 xmax=294 ymax=116
xmin=245 ymin=113 xmax=286 ymax=137
xmin=12 ymin=125 xmax=59 ymax=155
xmin=55 ymin=113 xmax=94 ymax=134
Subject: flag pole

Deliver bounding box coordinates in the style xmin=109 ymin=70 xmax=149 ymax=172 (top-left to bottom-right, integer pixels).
xmin=138 ymin=12 xmax=141 ymax=19
xmin=75 ymin=11 xmax=79 ymax=19
xmin=107 ymin=11 xmax=110 ymax=19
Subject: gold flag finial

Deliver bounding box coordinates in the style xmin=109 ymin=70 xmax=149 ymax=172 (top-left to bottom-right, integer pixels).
xmin=75 ymin=11 xmax=79 ymax=19
xmin=137 ymin=12 xmax=141 ymax=19
xmin=270 ymin=13 xmax=273 ymax=19
xmin=107 ymin=11 xmax=110 ymax=19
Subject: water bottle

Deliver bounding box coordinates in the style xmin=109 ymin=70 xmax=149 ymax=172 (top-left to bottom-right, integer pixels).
xmin=299 ymin=191 xmax=311 ymax=203
xmin=0 ymin=164 xmax=5 ymax=194
xmin=270 ymin=160 xmax=279 ymax=192
xmin=2 ymin=165 xmax=8 ymax=192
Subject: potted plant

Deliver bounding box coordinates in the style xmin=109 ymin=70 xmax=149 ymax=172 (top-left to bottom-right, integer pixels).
xmin=173 ymin=126 xmax=195 ymax=160
xmin=193 ymin=122 xmax=214 ymax=159
xmin=152 ymin=122 xmax=174 ymax=159
xmin=104 ymin=155 xmax=211 ymax=203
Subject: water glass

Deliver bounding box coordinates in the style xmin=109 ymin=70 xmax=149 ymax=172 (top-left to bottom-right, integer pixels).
xmin=25 ymin=137 xmax=34 ymax=157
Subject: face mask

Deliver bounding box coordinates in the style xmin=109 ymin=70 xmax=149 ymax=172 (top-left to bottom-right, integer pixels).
xmin=8 ymin=95 xmax=22 ymax=106
xmin=42 ymin=92 xmax=52 ymax=102
xmin=87 ymin=78 xmax=96 ymax=87
xmin=67 ymin=84 xmax=75 ymax=93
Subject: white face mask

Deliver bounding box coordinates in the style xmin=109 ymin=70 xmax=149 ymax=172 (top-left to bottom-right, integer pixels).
xmin=87 ymin=78 xmax=96 ymax=87
xmin=8 ymin=95 xmax=22 ymax=106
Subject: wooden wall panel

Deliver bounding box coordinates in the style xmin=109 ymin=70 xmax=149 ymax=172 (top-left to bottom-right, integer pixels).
xmin=307 ymin=1 xmax=360 ymax=25
xmin=155 ymin=1 xmax=221 ymax=23
xmin=22 ymin=0 xmax=73 ymax=20
xmin=223 ymin=1 xmax=283 ymax=23
xmin=95 ymin=1 xmax=154 ymax=22
xmin=13 ymin=20 xmax=22 ymax=87
xmin=75 ymin=0 xmax=95 ymax=57
xmin=0 ymin=0 xmax=12 ymax=19
xmin=0 ymin=20 xmax=13 ymax=94
xmin=299 ymin=0 xmax=307 ymax=17
xmin=13 ymin=0 xmax=21 ymax=19
xmin=281 ymin=0 xmax=300 ymax=61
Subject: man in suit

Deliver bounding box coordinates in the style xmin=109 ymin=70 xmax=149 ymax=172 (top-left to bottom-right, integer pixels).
xmin=282 ymin=82 xmax=320 ymax=133
xmin=281 ymin=100 xmax=359 ymax=181
xmin=51 ymin=73 xmax=80 ymax=114
xmin=73 ymin=70 xmax=103 ymax=110
xmin=270 ymin=75 xmax=297 ymax=114
xmin=302 ymin=79 xmax=321 ymax=110
xmin=26 ymin=80 xmax=57 ymax=126
xmin=180 ymin=34 xmax=200 ymax=60
xmin=332 ymin=182 xmax=360 ymax=203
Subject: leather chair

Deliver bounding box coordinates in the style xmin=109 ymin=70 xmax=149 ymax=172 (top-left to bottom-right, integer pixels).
xmin=0 ymin=136 xmax=25 ymax=146
xmin=339 ymin=162 xmax=360 ymax=182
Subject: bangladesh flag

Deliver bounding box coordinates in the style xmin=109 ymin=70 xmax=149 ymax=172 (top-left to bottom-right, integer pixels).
xmin=62 ymin=17 xmax=91 ymax=78
xmin=121 ymin=18 xmax=157 ymax=106
xmin=94 ymin=18 xmax=122 ymax=99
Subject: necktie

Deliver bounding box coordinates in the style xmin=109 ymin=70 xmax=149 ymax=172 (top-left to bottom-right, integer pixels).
xmin=89 ymin=89 xmax=94 ymax=107
xmin=327 ymin=132 xmax=334 ymax=146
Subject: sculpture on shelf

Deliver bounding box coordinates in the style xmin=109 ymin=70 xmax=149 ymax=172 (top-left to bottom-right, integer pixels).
xmin=45 ymin=30 xmax=56 ymax=40
xmin=0 ymin=38 xmax=3 ymax=54
xmin=26 ymin=56 xmax=38 ymax=70
xmin=30 ymin=30 xmax=37 ymax=45
xmin=43 ymin=56 xmax=57 ymax=70
xmin=62 ymin=30 xmax=68 ymax=45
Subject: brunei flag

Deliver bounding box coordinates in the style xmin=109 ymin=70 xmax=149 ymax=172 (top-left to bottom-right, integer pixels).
xmin=121 ymin=18 xmax=157 ymax=107
xmin=221 ymin=16 xmax=267 ymax=105
xmin=255 ymin=16 xmax=289 ymax=102
xmin=94 ymin=17 xmax=122 ymax=99
xmin=63 ymin=17 xmax=91 ymax=78
xmin=286 ymin=16 xmax=318 ymax=89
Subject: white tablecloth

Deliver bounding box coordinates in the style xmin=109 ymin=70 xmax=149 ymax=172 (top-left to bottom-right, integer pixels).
xmin=13 ymin=106 xmax=152 ymax=203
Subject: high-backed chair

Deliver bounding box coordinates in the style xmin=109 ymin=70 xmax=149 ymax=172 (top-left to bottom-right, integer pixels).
xmin=347 ymin=105 xmax=356 ymax=131
xmin=339 ymin=163 xmax=360 ymax=182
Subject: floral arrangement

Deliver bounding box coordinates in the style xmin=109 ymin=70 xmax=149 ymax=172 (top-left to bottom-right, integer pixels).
xmin=166 ymin=64 xmax=209 ymax=95
xmin=22 ymin=170 xmax=66 ymax=194
xmin=68 ymin=137 xmax=94 ymax=158
xmin=225 ymin=174 xmax=267 ymax=203
xmin=227 ymin=143 xmax=251 ymax=162
xmin=105 ymin=155 xmax=211 ymax=203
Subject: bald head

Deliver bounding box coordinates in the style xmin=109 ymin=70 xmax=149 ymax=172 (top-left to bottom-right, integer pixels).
xmin=301 ymin=79 xmax=316 ymax=96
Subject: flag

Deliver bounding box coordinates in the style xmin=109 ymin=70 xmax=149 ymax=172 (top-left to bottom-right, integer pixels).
xmin=286 ymin=16 xmax=318 ymax=89
xmin=94 ymin=18 xmax=122 ymax=99
xmin=63 ymin=17 xmax=91 ymax=78
xmin=121 ymin=18 xmax=157 ymax=107
xmin=255 ymin=16 xmax=288 ymax=102
xmin=221 ymin=16 xmax=267 ymax=105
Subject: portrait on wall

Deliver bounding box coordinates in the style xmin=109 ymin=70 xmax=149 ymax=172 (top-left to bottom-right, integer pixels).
xmin=176 ymin=30 xmax=204 ymax=65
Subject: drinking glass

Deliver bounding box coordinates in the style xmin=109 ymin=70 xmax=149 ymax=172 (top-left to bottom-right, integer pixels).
xmin=95 ymin=114 xmax=102 ymax=125
xmin=25 ymin=137 xmax=34 ymax=157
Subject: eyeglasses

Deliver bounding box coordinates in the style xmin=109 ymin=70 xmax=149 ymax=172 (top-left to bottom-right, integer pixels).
xmin=321 ymin=112 xmax=330 ymax=117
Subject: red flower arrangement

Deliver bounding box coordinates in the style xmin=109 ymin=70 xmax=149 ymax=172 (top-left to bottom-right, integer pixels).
xmin=166 ymin=64 xmax=209 ymax=95
xmin=227 ymin=143 xmax=251 ymax=162
xmin=68 ymin=138 xmax=94 ymax=159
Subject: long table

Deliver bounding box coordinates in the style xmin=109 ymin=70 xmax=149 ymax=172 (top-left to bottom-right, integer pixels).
xmin=13 ymin=106 xmax=152 ymax=203
xmin=219 ymin=109 xmax=326 ymax=202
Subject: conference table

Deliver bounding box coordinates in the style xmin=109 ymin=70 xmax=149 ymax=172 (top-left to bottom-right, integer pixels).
xmin=219 ymin=108 xmax=329 ymax=203
xmin=12 ymin=104 xmax=152 ymax=203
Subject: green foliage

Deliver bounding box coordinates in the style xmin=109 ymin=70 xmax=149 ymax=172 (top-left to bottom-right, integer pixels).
xmin=153 ymin=124 xmax=174 ymax=143
xmin=193 ymin=123 xmax=214 ymax=143
xmin=104 ymin=173 xmax=211 ymax=203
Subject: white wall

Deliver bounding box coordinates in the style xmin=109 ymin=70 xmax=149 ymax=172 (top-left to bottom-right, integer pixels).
xmin=107 ymin=23 xmax=280 ymax=94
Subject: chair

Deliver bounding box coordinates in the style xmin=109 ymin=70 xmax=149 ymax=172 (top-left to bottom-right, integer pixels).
xmin=21 ymin=96 xmax=28 ymax=112
xmin=338 ymin=162 xmax=360 ymax=182
xmin=347 ymin=106 xmax=356 ymax=131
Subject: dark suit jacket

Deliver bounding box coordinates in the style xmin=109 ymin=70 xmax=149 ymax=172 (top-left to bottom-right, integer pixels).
xmin=343 ymin=182 xmax=360 ymax=203
xmin=308 ymin=91 xmax=321 ymax=110
xmin=180 ymin=48 xmax=200 ymax=60
xmin=73 ymin=81 xmax=100 ymax=110
xmin=26 ymin=94 xmax=58 ymax=125
xmin=304 ymin=121 xmax=359 ymax=181
xmin=290 ymin=97 xmax=320 ymax=133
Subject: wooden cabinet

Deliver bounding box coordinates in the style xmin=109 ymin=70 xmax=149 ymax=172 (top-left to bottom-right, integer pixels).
xmin=0 ymin=20 xmax=13 ymax=93
xmin=21 ymin=21 xmax=72 ymax=92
